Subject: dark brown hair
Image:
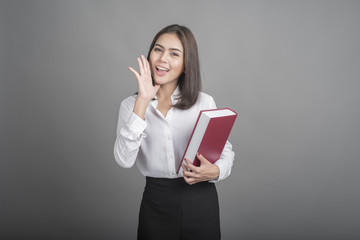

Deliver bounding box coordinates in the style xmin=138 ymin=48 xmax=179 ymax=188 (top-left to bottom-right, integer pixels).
xmin=147 ymin=24 xmax=201 ymax=110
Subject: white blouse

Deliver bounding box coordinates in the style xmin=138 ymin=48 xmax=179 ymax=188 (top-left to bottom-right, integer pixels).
xmin=114 ymin=87 xmax=235 ymax=182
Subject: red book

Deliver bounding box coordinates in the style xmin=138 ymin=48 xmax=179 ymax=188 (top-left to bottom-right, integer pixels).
xmin=176 ymin=108 xmax=237 ymax=173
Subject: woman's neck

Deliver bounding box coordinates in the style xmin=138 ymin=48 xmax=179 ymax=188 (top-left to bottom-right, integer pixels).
xmin=156 ymin=81 xmax=178 ymax=101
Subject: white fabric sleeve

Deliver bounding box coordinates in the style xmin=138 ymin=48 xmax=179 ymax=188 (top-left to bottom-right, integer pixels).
xmin=210 ymin=141 xmax=235 ymax=183
xmin=114 ymin=98 xmax=147 ymax=168
xmin=207 ymin=96 xmax=235 ymax=183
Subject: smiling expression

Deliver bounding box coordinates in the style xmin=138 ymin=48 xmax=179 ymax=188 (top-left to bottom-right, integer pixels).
xmin=149 ymin=33 xmax=184 ymax=86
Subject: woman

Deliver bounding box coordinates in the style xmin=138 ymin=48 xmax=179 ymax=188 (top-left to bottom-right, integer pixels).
xmin=114 ymin=24 xmax=234 ymax=240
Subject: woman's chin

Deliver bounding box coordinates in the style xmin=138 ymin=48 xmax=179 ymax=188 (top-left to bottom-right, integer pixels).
xmin=153 ymin=78 xmax=165 ymax=85
xmin=153 ymin=78 xmax=178 ymax=87
xmin=153 ymin=80 xmax=161 ymax=85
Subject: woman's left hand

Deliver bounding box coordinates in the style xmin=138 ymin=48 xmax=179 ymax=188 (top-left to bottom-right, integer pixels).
xmin=182 ymin=153 xmax=220 ymax=185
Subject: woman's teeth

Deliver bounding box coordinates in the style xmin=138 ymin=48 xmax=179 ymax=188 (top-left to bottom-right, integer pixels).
xmin=156 ymin=67 xmax=169 ymax=71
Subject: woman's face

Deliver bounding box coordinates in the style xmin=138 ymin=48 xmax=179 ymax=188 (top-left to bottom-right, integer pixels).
xmin=149 ymin=33 xmax=184 ymax=86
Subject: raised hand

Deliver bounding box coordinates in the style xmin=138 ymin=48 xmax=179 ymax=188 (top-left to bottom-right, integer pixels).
xmin=128 ymin=55 xmax=160 ymax=101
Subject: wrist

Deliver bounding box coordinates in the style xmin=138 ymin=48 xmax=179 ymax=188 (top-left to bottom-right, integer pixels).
xmin=136 ymin=95 xmax=152 ymax=103
xmin=133 ymin=97 xmax=151 ymax=120
xmin=211 ymin=164 xmax=220 ymax=180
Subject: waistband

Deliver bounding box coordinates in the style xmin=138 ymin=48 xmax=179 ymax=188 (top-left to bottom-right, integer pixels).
xmin=145 ymin=176 xmax=214 ymax=188
xmin=145 ymin=176 xmax=185 ymax=185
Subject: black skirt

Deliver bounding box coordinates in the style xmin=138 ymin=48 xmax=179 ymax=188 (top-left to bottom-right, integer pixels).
xmin=137 ymin=177 xmax=221 ymax=240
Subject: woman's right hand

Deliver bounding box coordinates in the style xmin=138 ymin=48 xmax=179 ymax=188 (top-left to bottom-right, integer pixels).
xmin=128 ymin=55 xmax=160 ymax=101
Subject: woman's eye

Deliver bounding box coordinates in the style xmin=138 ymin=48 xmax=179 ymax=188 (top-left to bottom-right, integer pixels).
xmin=154 ymin=48 xmax=162 ymax=52
xmin=171 ymin=52 xmax=179 ymax=57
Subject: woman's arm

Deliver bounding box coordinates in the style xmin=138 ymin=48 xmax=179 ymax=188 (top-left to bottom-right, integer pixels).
xmin=181 ymin=96 xmax=235 ymax=184
xmin=114 ymin=55 xmax=160 ymax=168
xmin=114 ymin=98 xmax=147 ymax=168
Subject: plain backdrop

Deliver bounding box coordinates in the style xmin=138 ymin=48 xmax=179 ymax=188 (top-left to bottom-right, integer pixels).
xmin=1 ymin=0 xmax=360 ymax=239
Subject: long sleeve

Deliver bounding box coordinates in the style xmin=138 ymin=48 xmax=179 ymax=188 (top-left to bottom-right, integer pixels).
xmin=211 ymin=141 xmax=235 ymax=182
xmin=114 ymin=97 xmax=147 ymax=168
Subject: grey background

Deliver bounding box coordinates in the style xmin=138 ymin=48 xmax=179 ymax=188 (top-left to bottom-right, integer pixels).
xmin=1 ymin=0 xmax=360 ymax=239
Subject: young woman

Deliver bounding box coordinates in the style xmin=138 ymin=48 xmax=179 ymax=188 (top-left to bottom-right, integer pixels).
xmin=114 ymin=24 xmax=234 ymax=240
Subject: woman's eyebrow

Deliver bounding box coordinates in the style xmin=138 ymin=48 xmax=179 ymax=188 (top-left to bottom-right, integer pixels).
xmin=155 ymin=43 xmax=182 ymax=53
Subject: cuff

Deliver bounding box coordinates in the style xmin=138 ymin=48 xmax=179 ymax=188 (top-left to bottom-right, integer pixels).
xmin=209 ymin=160 xmax=224 ymax=183
xmin=126 ymin=112 xmax=147 ymax=139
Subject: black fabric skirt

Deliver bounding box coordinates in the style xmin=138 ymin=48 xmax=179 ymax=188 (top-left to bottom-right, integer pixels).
xmin=137 ymin=177 xmax=221 ymax=240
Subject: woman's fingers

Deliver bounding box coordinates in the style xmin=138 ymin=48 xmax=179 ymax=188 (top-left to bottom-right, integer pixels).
xmin=185 ymin=158 xmax=199 ymax=173
xmin=133 ymin=55 xmax=151 ymax=77
xmin=137 ymin=57 xmax=144 ymax=76
xmin=182 ymin=157 xmax=219 ymax=185
xmin=128 ymin=67 xmax=140 ymax=79
xmin=141 ymin=55 xmax=150 ymax=74
xmin=129 ymin=55 xmax=158 ymax=100
xmin=129 ymin=55 xmax=149 ymax=80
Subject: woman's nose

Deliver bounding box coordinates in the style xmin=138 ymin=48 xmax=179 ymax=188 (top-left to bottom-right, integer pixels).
xmin=159 ymin=52 xmax=168 ymax=62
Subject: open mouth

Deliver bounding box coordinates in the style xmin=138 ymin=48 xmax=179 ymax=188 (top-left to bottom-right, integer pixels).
xmin=155 ymin=66 xmax=169 ymax=76
xmin=156 ymin=66 xmax=169 ymax=72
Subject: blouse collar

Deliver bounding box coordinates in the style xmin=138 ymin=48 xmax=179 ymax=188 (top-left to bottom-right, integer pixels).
xmin=153 ymin=86 xmax=181 ymax=105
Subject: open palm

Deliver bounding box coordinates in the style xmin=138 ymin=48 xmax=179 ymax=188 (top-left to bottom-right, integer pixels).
xmin=128 ymin=55 xmax=160 ymax=100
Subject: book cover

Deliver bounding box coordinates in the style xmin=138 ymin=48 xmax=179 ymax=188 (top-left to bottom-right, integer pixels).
xmin=176 ymin=108 xmax=237 ymax=173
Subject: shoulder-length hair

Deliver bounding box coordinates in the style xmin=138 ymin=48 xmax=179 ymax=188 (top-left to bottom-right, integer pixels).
xmin=147 ymin=24 xmax=201 ymax=110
